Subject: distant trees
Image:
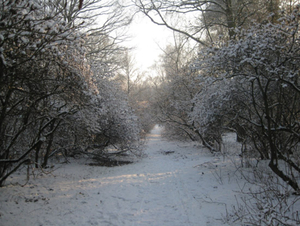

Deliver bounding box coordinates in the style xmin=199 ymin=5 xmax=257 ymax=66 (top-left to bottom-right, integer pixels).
xmin=135 ymin=0 xmax=283 ymax=43
xmin=150 ymin=39 xmax=226 ymax=152
xmin=114 ymin=50 xmax=156 ymax=134
xmin=0 ymin=0 xmax=140 ymax=186
xmin=149 ymin=39 xmax=201 ymax=141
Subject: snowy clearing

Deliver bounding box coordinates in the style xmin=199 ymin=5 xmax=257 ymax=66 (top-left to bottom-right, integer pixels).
xmin=1 ymin=125 xmax=246 ymax=226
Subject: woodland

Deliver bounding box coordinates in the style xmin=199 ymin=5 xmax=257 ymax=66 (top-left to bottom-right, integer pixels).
xmin=1 ymin=0 xmax=300 ymax=225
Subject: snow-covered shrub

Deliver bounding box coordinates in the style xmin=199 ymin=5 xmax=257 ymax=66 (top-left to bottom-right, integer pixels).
xmin=91 ymin=78 xmax=141 ymax=151
xmin=193 ymin=8 xmax=300 ymax=192
xmin=190 ymin=76 xmax=234 ymax=152
xmin=0 ymin=0 xmax=141 ymax=185
xmin=63 ymin=81 xmax=142 ymax=162
xmin=0 ymin=0 xmax=89 ymax=184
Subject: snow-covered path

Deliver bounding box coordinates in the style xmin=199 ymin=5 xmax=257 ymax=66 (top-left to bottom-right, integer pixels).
xmin=0 ymin=125 xmax=238 ymax=226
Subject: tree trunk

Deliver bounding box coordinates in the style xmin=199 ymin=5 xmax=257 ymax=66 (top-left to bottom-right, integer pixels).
xmin=225 ymin=0 xmax=236 ymax=39
xmin=0 ymin=159 xmax=31 ymax=187
xmin=269 ymin=158 xmax=299 ymax=193
xmin=35 ymin=141 xmax=43 ymax=168
xmin=41 ymin=120 xmax=56 ymax=168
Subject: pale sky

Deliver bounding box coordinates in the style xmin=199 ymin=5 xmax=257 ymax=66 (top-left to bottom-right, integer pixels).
xmin=126 ymin=14 xmax=174 ymax=73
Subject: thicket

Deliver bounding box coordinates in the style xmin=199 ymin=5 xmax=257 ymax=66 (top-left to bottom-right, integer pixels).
xmin=0 ymin=0 xmax=144 ymax=186
xmin=142 ymin=1 xmax=300 ymax=223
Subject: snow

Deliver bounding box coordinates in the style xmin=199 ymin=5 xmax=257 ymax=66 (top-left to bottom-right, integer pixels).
xmin=0 ymin=126 xmax=243 ymax=226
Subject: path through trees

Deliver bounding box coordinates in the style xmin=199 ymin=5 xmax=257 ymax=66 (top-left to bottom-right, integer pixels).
xmin=0 ymin=126 xmax=239 ymax=226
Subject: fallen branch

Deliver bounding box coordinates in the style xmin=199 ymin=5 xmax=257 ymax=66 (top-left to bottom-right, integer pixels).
xmin=0 ymin=159 xmax=31 ymax=186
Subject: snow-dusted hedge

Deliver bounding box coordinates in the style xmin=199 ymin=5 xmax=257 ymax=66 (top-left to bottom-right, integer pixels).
xmin=192 ymin=9 xmax=300 ymax=192
xmin=0 ymin=0 xmax=141 ymax=186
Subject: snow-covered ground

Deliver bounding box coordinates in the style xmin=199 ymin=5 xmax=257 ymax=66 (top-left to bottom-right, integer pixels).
xmin=0 ymin=125 xmax=246 ymax=226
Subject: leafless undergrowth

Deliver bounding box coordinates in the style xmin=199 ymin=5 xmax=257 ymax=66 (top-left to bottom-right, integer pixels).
xmin=223 ymin=153 xmax=300 ymax=225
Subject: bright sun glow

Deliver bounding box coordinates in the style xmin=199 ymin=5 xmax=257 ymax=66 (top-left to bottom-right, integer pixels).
xmin=126 ymin=14 xmax=174 ymax=73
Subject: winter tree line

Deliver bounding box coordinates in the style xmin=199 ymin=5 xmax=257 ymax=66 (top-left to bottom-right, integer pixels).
xmin=0 ymin=0 xmax=156 ymax=186
xmin=142 ymin=0 xmax=300 ymax=224
xmin=143 ymin=0 xmax=300 ymax=193
xmin=142 ymin=0 xmax=300 ymax=225
xmin=1 ymin=0 xmax=300 ymax=216
xmin=1 ymin=0 xmax=300 ymax=224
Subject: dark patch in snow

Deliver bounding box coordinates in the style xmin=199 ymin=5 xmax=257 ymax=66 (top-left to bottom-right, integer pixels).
xmin=87 ymin=159 xmax=133 ymax=167
xmin=162 ymin=151 xmax=175 ymax=155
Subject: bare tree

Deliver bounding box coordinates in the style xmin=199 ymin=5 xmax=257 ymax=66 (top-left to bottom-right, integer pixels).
xmin=134 ymin=0 xmax=280 ymax=44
